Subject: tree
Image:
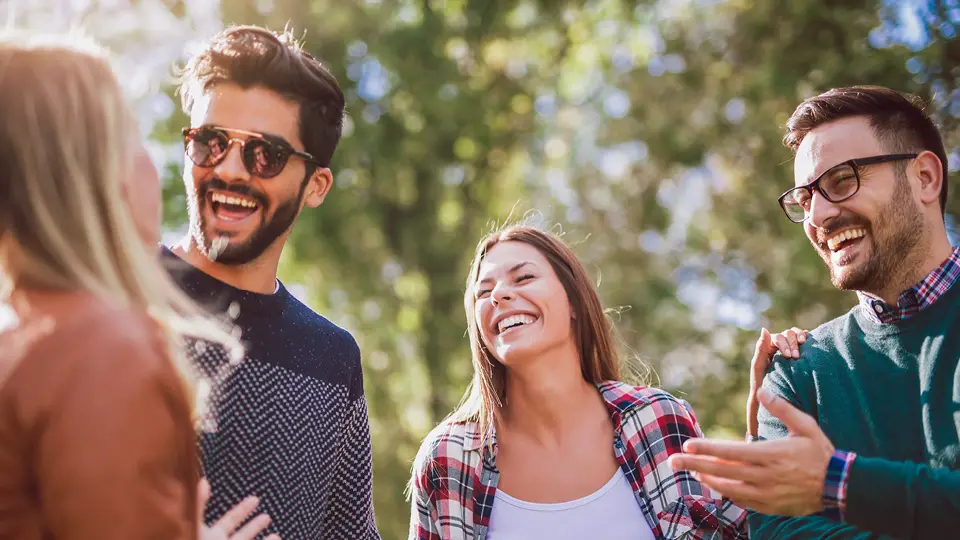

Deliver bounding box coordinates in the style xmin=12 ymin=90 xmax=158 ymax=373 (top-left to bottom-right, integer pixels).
xmin=151 ymin=0 xmax=957 ymax=535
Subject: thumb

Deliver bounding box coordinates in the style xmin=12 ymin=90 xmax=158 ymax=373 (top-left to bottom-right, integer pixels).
xmin=757 ymin=327 xmax=774 ymax=357
xmin=750 ymin=328 xmax=774 ymax=386
xmin=757 ymin=387 xmax=818 ymax=436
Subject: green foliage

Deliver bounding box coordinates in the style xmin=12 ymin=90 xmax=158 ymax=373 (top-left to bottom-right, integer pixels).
xmin=153 ymin=1 xmax=958 ymax=536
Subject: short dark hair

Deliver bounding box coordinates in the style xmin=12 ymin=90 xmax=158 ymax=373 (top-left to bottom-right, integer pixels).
xmin=178 ymin=25 xmax=345 ymax=168
xmin=784 ymin=85 xmax=949 ymax=215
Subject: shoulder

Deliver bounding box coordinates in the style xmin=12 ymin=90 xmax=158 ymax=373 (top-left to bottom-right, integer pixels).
xmin=2 ymin=295 xmax=179 ymax=408
xmin=598 ymin=381 xmax=704 ymax=443
xmin=283 ymin=291 xmax=360 ymax=361
xmin=10 ymin=295 xmax=166 ymax=370
xmin=600 ymin=382 xmax=704 ymax=465
xmin=77 ymin=299 xmax=167 ymax=361
xmin=767 ymin=309 xmax=859 ymax=387
xmin=411 ymin=420 xmax=482 ymax=489
xmin=598 ymin=380 xmax=696 ymax=420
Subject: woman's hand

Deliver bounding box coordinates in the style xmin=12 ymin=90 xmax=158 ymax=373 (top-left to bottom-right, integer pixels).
xmin=746 ymin=327 xmax=808 ymax=439
xmin=198 ymin=479 xmax=281 ymax=540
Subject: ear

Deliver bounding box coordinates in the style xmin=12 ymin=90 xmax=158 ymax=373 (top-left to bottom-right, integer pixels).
xmin=303 ymin=167 xmax=334 ymax=208
xmin=913 ymin=150 xmax=944 ymax=208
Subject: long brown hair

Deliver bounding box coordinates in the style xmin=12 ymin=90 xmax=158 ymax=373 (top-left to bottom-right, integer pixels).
xmin=446 ymin=224 xmax=625 ymax=442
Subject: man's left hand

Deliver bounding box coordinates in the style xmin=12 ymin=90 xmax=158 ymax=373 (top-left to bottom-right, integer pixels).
xmin=668 ymin=388 xmax=835 ymax=516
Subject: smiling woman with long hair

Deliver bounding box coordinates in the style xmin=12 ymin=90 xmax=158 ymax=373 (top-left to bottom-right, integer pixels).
xmin=0 ymin=31 xmax=242 ymax=538
xmin=408 ymin=224 xmax=748 ymax=540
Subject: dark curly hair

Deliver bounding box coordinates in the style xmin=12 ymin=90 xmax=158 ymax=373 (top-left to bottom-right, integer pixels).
xmin=178 ymin=25 xmax=345 ymax=168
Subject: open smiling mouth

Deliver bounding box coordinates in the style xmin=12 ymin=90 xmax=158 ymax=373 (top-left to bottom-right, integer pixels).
xmin=826 ymin=227 xmax=867 ymax=255
xmin=207 ymin=190 xmax=261 ymax=223
xmin=496 ymin=313 xmax=540 ymax=336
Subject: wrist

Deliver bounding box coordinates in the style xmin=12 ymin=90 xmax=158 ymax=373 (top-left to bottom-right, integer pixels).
xmin=822 ymin=449 xmax=856 ymax=521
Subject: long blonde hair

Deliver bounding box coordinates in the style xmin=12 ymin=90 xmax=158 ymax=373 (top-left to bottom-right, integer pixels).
xmin=0 ymin=31 xmax=241 ymax=400
xmin=446 ymin=224 xmax=625 ymax=443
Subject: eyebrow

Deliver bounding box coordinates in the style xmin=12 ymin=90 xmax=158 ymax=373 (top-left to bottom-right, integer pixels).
xmin=800 ymin=160 xmax=856 ymax=187
xmin=477 ymin=261 xmax=535 ymax=285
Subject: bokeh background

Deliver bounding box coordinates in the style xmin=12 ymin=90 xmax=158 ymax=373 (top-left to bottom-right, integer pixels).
xmin=3 ymin=0 xmax=958 ymax=537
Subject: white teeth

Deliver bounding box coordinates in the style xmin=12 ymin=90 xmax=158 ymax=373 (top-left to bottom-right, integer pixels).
xmin=211 ymin=192 xmax=257 ymax=208
xmin=827 ymin=228 xmax=866 ymax=251
xmin=497 ymin=314 xmax=537 ymax=333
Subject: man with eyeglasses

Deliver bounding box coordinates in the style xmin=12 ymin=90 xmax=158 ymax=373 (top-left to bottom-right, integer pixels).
xmin=161 ymin=26 xmax=380 ymax=539
xmin=670 ymin=85 xmax=959 ymax=538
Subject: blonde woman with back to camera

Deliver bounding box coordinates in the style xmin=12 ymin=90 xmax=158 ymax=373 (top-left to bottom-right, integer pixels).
xmin=408 ymin=224 xmax=751 ymax=539
xmin=0 ymin=32 xmax=276 ymax=539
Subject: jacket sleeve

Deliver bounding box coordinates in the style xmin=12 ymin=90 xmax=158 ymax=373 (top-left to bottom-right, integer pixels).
xmin=749 ymin=367 xmax=874 ymax=539
xmin=35 ymin=322 xmax=199 ymax=539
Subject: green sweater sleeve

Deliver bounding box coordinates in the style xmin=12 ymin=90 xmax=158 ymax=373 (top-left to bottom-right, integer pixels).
xmin=747 ymin=511 xmax=876 ymax=539
xmin=749 ymin=362 xmax=883 ymax=540
xmin=846 ymin=455 xmax=960 ymax=538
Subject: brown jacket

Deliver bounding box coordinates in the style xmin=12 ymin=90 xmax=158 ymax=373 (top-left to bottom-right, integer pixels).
xmin=0 ymin=290 xmax=198 ymax=539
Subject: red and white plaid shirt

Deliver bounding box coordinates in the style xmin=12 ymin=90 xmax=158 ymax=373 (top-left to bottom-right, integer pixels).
xmin=408 ymin=381 xmax=747 ymax=539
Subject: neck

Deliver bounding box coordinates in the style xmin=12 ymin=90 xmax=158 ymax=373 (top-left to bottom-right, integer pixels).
xmin=871 ymin=226 xmax=953 ymax=305
xmin=499 ymin=340 xmax=604 ymax=446
xmin=173 ymin=237 xmax=280 ymax=295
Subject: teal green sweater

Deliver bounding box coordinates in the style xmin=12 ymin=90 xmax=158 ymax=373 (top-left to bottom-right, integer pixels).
xmin=749 ymin=282 xmax=960 ymax=539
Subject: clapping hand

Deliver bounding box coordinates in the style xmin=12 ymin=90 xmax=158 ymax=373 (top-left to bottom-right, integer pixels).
xmin=748 ymin=327 xmax=808 ymax=439
xmin=670 ymin=388 xmax=834 ymax=516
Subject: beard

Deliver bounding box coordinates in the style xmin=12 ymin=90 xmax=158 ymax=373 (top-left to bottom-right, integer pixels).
xmin=186 ymin=176 xmax=307 ymax=265
xmin=815 ymin=176 xmax=925 ymax=292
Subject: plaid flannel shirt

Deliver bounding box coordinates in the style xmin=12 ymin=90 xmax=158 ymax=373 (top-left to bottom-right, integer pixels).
xmin=819 ymin=245 xmax=960 ymax=520
xmin=857 ymin=245 xmax=960 ymax=324
xmin=409 ymin=381 xmax=747 ymax=539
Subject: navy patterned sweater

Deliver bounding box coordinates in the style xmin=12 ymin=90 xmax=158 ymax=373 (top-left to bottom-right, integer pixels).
xmin=162 ymin=246 xmax=379 ymax=540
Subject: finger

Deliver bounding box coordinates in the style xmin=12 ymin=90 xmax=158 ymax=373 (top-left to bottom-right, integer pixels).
xmin=695 ymin=473 xmax=767 ymax=509
xmin=791 ymin=327 xmax=808 ymax=343
xmin=784 ymin=330 xmax=799 ymax=356
xmin=757 ymin=388 xmax=820 ymax=436
xmin=197 ymin=479 xmax=211 ymax=524
xmin=773 ymin=333 xmax=794 ymax=358
xmin=213 ymin=496 xmax=261 ymax=534
xmin=229 ymin=514 xmax=272 ymax=540
xmin=263 ymin=535 xmax=282 ymax=540
xmin=682 ymin=438 xmax=783 ymax=464
xmin=668 ymin=454 xmax=767 ymax=483
xmin=750 ymin=328 xmax=774 ymax=384
xmin=746 ymin=395 xmax=760 ymax=439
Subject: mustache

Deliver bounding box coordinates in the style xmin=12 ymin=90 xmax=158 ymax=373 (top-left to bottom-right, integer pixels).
xmin=198 ymin=178 xmax=268 ymax=207
xmin=815 ymin=217 xmax=869 ymax=245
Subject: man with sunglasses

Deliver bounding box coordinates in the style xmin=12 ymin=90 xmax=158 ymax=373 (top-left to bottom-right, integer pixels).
xmin=670 ymin=85 xmax=959 ymax=538
xmin=162 ymin=26 xmax=380 ymax=539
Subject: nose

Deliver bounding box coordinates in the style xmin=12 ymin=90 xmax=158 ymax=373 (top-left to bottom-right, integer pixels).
xmin=807 ymin=190 xmax=840 ymax=229
xmin=491 ymin=282 xmax=514 ymax=305
xmin=213 ymin=139 xmax=251 ymax=182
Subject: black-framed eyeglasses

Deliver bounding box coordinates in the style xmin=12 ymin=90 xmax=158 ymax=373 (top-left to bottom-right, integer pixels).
xmin=182 ymin=125 xmax=320 ymax=179
xmin=778 ymin=153 xmax=918 ymax=223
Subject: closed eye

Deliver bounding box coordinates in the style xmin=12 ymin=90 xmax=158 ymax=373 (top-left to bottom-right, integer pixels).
xmin=516 ymin=273 xmax=535 ymax=283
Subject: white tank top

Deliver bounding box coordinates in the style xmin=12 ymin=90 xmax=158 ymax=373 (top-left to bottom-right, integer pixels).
xmin=486 ymin=467 xmax=654 ymax=540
